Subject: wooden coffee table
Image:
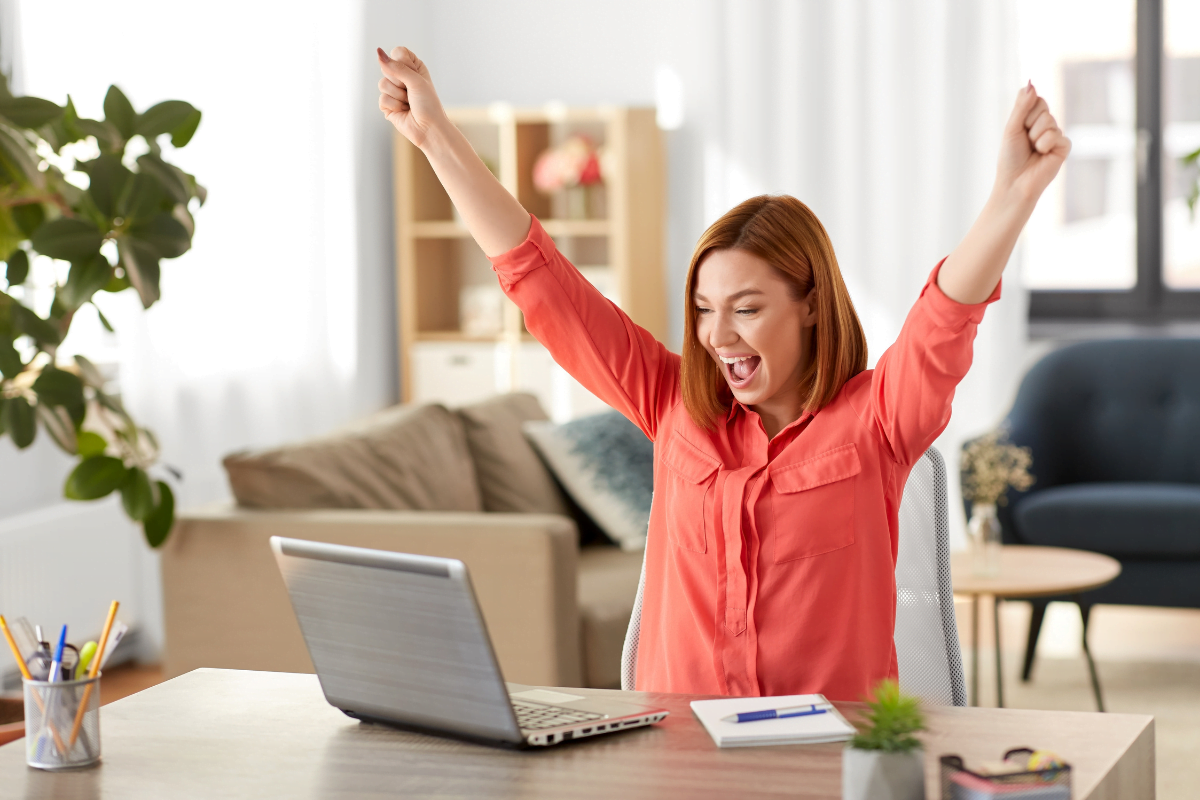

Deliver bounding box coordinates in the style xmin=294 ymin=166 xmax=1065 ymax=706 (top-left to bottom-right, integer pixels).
xmin=951 ymin=545 xmax=1121 ymax=711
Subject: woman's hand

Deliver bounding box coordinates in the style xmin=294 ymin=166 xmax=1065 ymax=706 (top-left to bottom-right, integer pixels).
xmin=936 ymin=84 xmax=1071 ymax=304
xmin=377 ymin=46 xmax=448 ymax=149
xmin=993 ymin=82 xmax=1072 ymax=209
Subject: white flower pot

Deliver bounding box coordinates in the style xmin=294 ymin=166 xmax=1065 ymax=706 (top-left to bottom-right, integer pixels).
xmin=842 ymin=746 xmax=926 ymax=800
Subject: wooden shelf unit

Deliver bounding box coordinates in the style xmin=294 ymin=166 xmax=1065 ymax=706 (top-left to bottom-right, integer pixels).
xmin=392 ymin=105 xmax=667 ymax=406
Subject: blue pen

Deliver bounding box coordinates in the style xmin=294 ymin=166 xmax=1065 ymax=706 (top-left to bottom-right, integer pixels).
xmin=48 ymin=625 xmax=67 ymax=683
xmin=722 ymin=703 xmax=830 ymax=723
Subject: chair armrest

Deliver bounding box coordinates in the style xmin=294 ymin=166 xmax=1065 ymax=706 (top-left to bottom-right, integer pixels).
xmin=162 ymin=504 xmax=581 ymax=687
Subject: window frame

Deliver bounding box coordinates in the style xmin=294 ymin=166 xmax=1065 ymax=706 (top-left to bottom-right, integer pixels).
xmin=1028 ymin=0 xmax=1200 ymax=320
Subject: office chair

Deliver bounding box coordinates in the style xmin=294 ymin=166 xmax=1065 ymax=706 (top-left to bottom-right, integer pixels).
xmin=621 ymin=447 xmax=968 ymax=706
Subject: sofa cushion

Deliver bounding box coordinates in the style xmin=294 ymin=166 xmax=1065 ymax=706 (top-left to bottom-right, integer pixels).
xmin=577 ymin=544 xmax=644 ymax=689
xmin=223 ymin=403 xmax=483 ymax=511
xmin=456 ymin=393 xmax=570 ymax=515
xmin=524 ymin=411 xmax=654 ymax=551
xmin=1013 ymin=482 xmax=1200 ymax=558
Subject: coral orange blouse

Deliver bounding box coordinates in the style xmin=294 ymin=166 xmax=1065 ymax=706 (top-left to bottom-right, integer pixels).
xmin=489 ymin=217 xmax=1000 ymax=700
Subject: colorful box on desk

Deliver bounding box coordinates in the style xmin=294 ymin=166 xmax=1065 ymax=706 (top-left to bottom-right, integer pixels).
xmin=940 ymin=751 xmax=1071 ymax=800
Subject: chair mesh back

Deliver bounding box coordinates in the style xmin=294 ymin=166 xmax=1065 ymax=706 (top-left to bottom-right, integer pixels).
xmin=894 ymin=447 xmax=967 ymax=706
xmin=622 ymin=447 xmax=966 ymax=706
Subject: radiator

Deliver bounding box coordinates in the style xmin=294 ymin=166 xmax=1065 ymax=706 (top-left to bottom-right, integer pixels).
xmin=0 ymin=498 xmax=152 ymax=689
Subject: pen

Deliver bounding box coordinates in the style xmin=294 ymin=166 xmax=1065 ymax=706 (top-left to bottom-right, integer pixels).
xmin=1 ymin=615 xmax=70 ymax=756
xmin=721 ymin=703 xmax=831 ymax=723
xmin=48 ymin=625 xmax=67 ymax=683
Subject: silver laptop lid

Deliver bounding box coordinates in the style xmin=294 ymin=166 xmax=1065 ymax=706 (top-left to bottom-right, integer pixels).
xmin=270 ymin=537 xmax=523 ymax=744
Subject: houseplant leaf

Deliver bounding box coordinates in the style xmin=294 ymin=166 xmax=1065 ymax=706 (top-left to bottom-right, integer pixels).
xmin=135 ymin=153 xmax=191 ymax=205
xmin=11 ymin=303 xmax=62 ymax=346
xmin=0 ymin=123 xmax=44 ymax=186
xmin=0 ymin=208 xmax=22 ymax=261
xmin=76 ymin=430 xmax=107 ymax=458
xmin=59 ymin=254 xmax=113 ymax=310
xmin=120 ymin=466 xmax=156 ymax=520
xmin=136 ymin=100 xmax=196 ymax=139
xmin=30 ymin=218 xmax=104 ymax=262
xmin=120 ymin=171 xmax=168 ymax=222
xmin=102 ymin=85 xmax=136 ymax=139
xmin=0 ymin=96 xmax=62 ymax=129
xmin=11 ymin=203 xmax=44 ymax=238
xmin=142 ymin=480 xmax=174 ymax=548
xmin=116 ymin=236 xmax=161 ymax=308
xmin=171 ymin=108 xmax=202 ymax=147
xmin=3 ymin=395 xmax=35 ymax=448
xmin=5 ymin=249 xmax=28 ymax=286
xmin=0 ymin=338 xmax=22 ymax=378
xmin=31 ymin=366 xmax=85 ymax=423
xmin=36 ymin=403 xmax=77 ymax=454
xmin=64 ymin=455 xmax=128 ymax=500
xmin=130 ymin=212 xmax=190 ymax=259
xmin=81 ymin=154 xmax=133 ymax=218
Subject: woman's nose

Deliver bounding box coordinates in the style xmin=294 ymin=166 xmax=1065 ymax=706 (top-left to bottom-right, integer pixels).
xmin=708 ymin=312 xmax=739 ymax=349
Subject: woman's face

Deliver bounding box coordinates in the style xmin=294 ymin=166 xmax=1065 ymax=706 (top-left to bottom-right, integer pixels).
xmin=693 ymin=248 xmax=817 ymax=430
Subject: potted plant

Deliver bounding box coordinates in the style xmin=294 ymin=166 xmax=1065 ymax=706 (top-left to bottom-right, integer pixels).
xmin=0 ymin=75 xmax=204 ymax=546
xmin=960 ymin=428 xmax=1035 ymax=576
xmin=843 ymin=679 xmax=927 ymax=800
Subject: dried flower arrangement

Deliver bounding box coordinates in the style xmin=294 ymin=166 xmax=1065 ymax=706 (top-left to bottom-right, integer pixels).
xmin=960 ymin=428 xmax=1035 ymax=506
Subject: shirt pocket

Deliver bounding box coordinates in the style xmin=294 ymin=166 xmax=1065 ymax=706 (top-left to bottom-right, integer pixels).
xmin=660 ymin=434 xmax=720 ymax=554
xmin=770 ymin=443 xmax=861 ymax=563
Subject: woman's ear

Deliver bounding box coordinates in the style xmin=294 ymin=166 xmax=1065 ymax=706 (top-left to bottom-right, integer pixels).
xmin=800 ymin=290 xmax=819 ymax=328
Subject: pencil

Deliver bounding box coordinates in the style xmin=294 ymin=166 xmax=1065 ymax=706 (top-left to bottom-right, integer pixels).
xmin=0 ymin=615 xmax=70 ymax=756
xmin=68 ymin=600 xmax=118 ymax=749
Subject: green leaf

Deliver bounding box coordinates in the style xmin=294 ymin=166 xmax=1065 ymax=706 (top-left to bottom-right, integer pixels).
xmin=76 ymin=430 xmax=107 ymax=458
xmin=11 ymin=303 xmax=62 ymax=346
xmin=94 ymin=304 xmax=115 ymax=331
xmin=171 ymin=108 xmax=202 ymax=147
xmin=0 ymin=96 xmax=62 ymax=129
xmin=40 ymin=95 xmax=86 ymax=151
xmin=0 ymin=338 xmax=21 ymax=378
xmin=59 ymin=253 xmax=113 ymax=309
xmin=73 ymin=354 xmax=106 ymax=386
xmin=81 ymin=154 xmax=133 ymax=218
xmin=0 ymin=123 xmax=44 ymax=187
xmin=135 ymin=153 xmax=190 ymax=205
xmin=102 ymin=86 xmax=136 ymax=139
xmin=64 ymin=455 xmax=128 ymax=500
xmin=3 ymin=395 xmax=35 ymax=448
xmin=37 ymin=402 xmax=76 ymax=454
xmin=136 ymin=101 xmax=196 ymax=139
xmin=119 ymin=171 xmax=168 ymax=222
xmin=30 ymin=217 xmax=104 ymax=262
xmin=120 ymin=466 xmax=156 ymax=521
xmin=5 ymin=249 xmax=28 ymax=285
xmin=32 ymin=366 xmax=85 ymax=423
xmin=0 ymin=208 xmax=22 ymax=262
xmin=117 ymin=236 xmax=161 ymax=308
xmin=103 ymin=271 xmax=130 ymax=294
xmin=76 ymin=117 xmax=123 ymax=152
xmin=11 ymin=203 xmax=45 ymax=238
xmin=143 ymin=480 xmax=175 ymax=548
xmin=129 ymin=212 xmax=190 ymax=259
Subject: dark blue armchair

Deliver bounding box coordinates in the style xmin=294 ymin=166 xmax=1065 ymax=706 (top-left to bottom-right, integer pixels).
xmin=966 ymin=339 xmax=1200 ymax=700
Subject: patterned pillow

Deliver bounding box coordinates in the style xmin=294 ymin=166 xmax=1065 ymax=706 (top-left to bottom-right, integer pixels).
xmin=523 ymin=411 xmax=653 ymax=551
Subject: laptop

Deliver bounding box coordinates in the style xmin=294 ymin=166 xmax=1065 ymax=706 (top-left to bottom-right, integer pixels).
xmin=269 ymin=536 xmax=669 ymax=747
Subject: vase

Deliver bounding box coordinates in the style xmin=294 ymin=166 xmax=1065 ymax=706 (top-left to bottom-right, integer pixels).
xmin=968 ymin=502 xmax=1002 ymax=577
xmin=842 ymin=747 xmax=926 ymax=800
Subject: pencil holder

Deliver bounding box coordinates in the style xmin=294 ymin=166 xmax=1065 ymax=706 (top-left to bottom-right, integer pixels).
xmin=22 ymin=674 xmax=101 ymax=770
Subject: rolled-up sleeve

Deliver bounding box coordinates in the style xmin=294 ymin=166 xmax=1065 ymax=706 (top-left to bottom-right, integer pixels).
xmin=489 ymin=216 xmax=680 ymax=440
xmin=860 ymin=259 xmax=1001 ymax=464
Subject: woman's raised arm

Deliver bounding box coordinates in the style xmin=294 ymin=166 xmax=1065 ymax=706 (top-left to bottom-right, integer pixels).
xmin=937 ymin=83 xmax=1071 ymax=303
xmin=377 ymin=47 xmax=531 ymax=256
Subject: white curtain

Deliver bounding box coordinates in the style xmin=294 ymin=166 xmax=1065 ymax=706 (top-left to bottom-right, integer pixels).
xmin=17 ymin=0 xmax=400 ymax=510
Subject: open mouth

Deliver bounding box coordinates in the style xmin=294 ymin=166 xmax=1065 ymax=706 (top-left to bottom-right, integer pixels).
xmin=720 ymin=355 xmax=761 ymax=389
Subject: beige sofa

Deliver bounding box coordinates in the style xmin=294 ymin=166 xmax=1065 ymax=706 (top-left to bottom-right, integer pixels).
xmin=161 ymin=394 xmax=644 ymax=689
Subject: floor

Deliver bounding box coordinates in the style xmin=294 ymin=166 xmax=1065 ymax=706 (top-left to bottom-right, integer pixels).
xmin=958 ymin=598 xmax=1200 ymax=800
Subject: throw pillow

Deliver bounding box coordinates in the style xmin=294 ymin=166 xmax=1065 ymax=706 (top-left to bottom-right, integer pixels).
xmin=523 ymin=411 xmax=653 ymax=551
xmin=223 ymin=403 xmax=483 ymax=511
xmin=456 ymin=393 xmax=571 ymax=515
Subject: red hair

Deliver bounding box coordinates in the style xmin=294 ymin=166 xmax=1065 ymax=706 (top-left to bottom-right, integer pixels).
xmin=681 ymin=195 xmax=868 ymax=429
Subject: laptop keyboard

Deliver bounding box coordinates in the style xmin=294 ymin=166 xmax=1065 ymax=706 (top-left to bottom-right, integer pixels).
xmin=512 ymin=699 xmax=604 ymax=730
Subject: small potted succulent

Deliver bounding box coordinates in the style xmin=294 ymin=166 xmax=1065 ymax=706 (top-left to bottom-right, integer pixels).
xmin=843 ymin=679 xmax=927 ymax=800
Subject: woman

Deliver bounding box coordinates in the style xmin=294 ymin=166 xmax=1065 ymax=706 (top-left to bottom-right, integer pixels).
xmin=377 ymin=47 xmax=1069 ymax=700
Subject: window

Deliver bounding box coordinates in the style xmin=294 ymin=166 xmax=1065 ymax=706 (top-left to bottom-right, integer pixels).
xmin=1020 ymin=0 xmax=1200 ymax=320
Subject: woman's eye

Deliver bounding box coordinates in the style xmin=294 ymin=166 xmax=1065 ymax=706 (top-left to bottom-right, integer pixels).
xmin=695 ymin=306 xmax=712 ymax=315
xmin=736 ymin=308 xmax=758 ymax=316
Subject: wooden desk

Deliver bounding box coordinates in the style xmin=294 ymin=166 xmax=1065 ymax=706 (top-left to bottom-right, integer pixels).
xmin=951 ymin=545 xmax=1122 ymax=710
xmin=0 ymin=669 xmax=1153 ymax=799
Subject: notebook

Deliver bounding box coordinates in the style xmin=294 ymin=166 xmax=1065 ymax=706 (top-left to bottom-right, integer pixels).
xmin=690 ymin=694 xmax=856 ymax=748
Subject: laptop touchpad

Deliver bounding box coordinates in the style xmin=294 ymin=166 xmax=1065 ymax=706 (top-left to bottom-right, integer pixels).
xmin=511 ymin=689 xmax=587 ymax=704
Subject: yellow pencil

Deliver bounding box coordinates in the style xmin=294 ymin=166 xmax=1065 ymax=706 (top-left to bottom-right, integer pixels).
xmin=68 ymin=600 xmax=119 ymax=749
xmin=1 ymin=615 xmax=70 ymax=756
